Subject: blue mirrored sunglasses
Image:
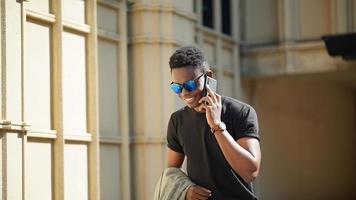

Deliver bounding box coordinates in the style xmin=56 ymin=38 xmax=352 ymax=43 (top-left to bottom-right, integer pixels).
xmin=170 ymin=73 xmax=206 ymax=94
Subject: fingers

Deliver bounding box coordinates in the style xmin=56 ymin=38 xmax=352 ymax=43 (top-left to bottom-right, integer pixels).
xmin=215 ymin=92 xmax=221 ymax=102
xmin=206 ymin=85 xmax=217 ymax=103
xmin=198 ymin=96 xmax=209 ymax=106
xmin=199 ymin=95 xmax=213 ymax=106
xmin=186 ymin=185 xmax=212 ymax=200
xmin=195 ymin=186 xmax=212 ymax=196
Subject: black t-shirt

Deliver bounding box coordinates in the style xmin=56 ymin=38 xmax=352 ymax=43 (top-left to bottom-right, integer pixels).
xmin=167 ymin=96 xmax=260 ymax=200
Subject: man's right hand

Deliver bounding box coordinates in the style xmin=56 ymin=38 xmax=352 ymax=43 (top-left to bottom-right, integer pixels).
xmin=186 ymin=185 xmax=212 ymax=200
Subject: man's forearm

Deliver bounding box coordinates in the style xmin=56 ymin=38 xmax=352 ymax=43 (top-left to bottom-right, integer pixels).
xmin=213 ymin=130 xmax=260 ymax=183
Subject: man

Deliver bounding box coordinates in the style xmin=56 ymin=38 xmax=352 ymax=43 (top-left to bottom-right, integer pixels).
xmin=167 ymin=46 xmax=261 ymax=200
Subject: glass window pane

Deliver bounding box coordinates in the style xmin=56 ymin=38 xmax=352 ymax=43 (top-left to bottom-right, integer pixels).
xmin=221 ymin=0 xmax=231 ymax=35
xmin=100 ymin=145 xmax=121 ymax=199
xmin=98 ymin=40 xmax=119 ymax=137
xmin=350 ymin=0 xmax=356 ymax=31
xmin=203 ymin=0 xmax=214 ymax=28
xmin=97 ymin=5 xmax=118 ymax=33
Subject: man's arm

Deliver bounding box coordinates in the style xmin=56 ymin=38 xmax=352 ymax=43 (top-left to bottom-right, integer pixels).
xmin=167 ymin=148 xmax=185 ymax=167
xmin=214 ymin=134 xmax=261 ymax=183
xmin=198 ymin=86 xmax=261 ymax=183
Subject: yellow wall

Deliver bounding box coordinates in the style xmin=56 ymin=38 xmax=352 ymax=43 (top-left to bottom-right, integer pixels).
xmin=251 ymin=76 xmax=356 ymax=199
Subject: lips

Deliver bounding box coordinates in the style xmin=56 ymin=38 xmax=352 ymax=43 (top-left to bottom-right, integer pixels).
xmin=184 ymin=97 xmax=195 ymax=104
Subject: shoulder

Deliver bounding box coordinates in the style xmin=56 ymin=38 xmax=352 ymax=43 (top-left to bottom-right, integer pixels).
xmin=222 ymin=96 xmax=260 ymax=139
xmin=222 ymin=96 xmax=256 ymax=117
xmin=169 ymin=106 xmax=190 ymax=121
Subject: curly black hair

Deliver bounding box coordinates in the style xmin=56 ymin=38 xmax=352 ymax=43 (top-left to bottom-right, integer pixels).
xmin=169 ymin=46 xmax=209 ymax=71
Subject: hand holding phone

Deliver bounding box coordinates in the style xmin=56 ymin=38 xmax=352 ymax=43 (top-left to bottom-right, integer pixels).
xmin=202 ymin=76 xmax=217 ymax=97
xmin=198 ymin=76 xmax=222 ymax=128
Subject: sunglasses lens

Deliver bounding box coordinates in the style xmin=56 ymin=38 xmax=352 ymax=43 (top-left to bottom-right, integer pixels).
xmin=183 ymin=80 xmax=197 ymax=92
xmin=170 ymin=83 xmax=182 ymax=94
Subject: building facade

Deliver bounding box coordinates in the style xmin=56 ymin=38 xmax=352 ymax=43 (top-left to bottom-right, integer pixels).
xmin=0 ymin=0 xmax=355 ymax=199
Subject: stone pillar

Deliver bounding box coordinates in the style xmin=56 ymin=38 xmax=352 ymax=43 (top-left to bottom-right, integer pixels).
xmin=128 ymin=0 xmax=196 ymax=199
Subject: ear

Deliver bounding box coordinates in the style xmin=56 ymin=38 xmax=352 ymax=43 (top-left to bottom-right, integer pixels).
xmin=207 ymin=69 xmax=213 ymax=77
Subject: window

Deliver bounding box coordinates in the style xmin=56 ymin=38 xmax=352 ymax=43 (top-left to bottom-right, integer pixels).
xmin=203 ymin=0 xmax=214 ymax=28
xmin=221 ymin=0 xmax=231 ymax=35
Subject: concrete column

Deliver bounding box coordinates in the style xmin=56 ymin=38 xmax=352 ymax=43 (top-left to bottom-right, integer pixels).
xmin=128 ymin=0 xmax=196 ymax=199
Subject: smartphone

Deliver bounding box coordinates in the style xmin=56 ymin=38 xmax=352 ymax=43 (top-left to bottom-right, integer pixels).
xmin=202 ymin=76 xmax=217 ymax=97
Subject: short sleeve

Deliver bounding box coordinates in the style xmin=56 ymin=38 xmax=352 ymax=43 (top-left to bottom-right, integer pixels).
xmin=166 ymin=114 xmax=184 ymax=153
xmin=233 ymin=105 xmax=260 ymax=141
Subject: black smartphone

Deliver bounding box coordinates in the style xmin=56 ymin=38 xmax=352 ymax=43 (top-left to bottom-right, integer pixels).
xmin=202 ymin=76 xmax=217 ymax=97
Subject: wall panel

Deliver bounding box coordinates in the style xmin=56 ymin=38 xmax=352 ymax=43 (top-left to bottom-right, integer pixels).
xmin=64 ymin=143 xmax=88 ymax=200
xmin=203 ymin=41 xmax=216 ymax=66
xmin=172 ymin=0 xmax=193 ymax=12
xmin=6 ymin=134 xmax=23 ymax=200
xmin=222 ymin=47 xmax=232 ymax=70
xmin=63 ymin=0 xmax=86 ymax=24
xmin=220 ymin=76 xmax=234 ymax=97
xmin=24 ymin=21 xmax=52 ymax=131
xmin=299 ymin=0 xmax=331 ymax=40
xmin=173 ymin=15 xmax=195 ymax=44
xmin=26 ymin=0 xmax=51 ymax=13
xmin=62 ymin=32 xmax=87 ymax=134
xmin=26 ymin=139 xmax=53 ymax=200
xmin=243 ymin=0 xmax=278 ymax=44
xmin=255 ymin=78 xmax=356 ymax=199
